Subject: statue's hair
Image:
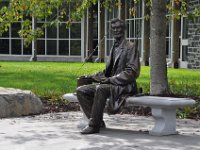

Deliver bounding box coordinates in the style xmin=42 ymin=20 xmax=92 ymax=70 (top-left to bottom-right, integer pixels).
xmin=110 ymin=18 xmax=125 ymax=30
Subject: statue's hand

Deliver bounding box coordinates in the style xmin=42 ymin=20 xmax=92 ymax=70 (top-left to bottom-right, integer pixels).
xmin=80 ymin=75 xmax=93 ymax=79
xmin=100 ymin=78 xmax=110 ymax=84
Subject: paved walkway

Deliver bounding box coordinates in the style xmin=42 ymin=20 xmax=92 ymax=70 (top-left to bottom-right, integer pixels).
xmin=0 ymin=111 xmax=200 ymax=150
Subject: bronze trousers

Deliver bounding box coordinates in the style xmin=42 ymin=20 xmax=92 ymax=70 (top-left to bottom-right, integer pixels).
xmin=76 ymin=84 xmax=110 ymax=127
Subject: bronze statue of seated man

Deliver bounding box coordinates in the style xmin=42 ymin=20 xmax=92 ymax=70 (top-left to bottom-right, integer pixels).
xmin=77 ymin=18 xmax=140 ymax=134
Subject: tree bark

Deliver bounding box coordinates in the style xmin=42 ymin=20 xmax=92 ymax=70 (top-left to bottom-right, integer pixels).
xmin=171 ymin=1 xmax=181 ymax=68
xmin=31 ymin=17 xmax=37 ymax=62
xmin=98 ymin=1 xmax=105 ymax=62
xmin=142 ymin=0 xmax=150 ymax=66
xmin=150 ymin=0 xmax=170 ymax=95
xmin=86 ymin=5 xmax=94 ymax=62
xmin=171 ymin=17 xmax=180 ymax=68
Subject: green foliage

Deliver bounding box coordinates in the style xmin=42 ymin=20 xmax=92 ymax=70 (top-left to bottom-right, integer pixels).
xmin=1 ymin=0 xmax=199 ymax=45
xmin=177 ymin=103 xmax=200 ymax=119
xmin=167 ymin=0 xmax=200 ymax=20
xmin=0 ymin=0 xmax=96 ymax=44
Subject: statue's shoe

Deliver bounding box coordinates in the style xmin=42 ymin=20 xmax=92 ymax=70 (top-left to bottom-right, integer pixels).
xmin=80 ymin=125 xmax=100 ymax=134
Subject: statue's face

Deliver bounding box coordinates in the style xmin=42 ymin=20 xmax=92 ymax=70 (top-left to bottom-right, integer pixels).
xmin=111 ymin=21 xmax=124 ymax=40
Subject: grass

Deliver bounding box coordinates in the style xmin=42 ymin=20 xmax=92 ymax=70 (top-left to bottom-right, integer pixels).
xmin=0 ymin=61 xmax=200 ymax=98
xmin=0 ymin=62 xmax=104 ymax=98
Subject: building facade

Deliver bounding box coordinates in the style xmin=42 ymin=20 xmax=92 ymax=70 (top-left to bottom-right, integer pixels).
xmin=0 ymin=0 xmax=200 ymax=69
xmin=187 ymin=0 xmax=200 ymax=69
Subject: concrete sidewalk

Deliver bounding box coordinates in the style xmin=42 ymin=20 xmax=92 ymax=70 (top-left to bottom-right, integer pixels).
xmin=0 ymin=112 xmax=200 ymax=150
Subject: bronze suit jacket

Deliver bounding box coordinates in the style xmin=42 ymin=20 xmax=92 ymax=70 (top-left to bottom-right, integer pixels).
xmin=93 ymin=39 xmax=140 ymax=114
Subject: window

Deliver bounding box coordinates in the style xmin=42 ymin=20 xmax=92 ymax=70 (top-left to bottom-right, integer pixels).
xmin=11 ymin=40 xmax=22 ymax=55
xmin=105 ymin=1 xmax=119 ymax=56
xmin=166 ymin=20 xmax=172 ymax=58
xmin=70 ymin=40 xmax=81 ymax=55
xmin=125 ymin=0 xmax=143 ymax=57
xmin=59 ymin=40 xmax=69 ymax=55
xmin=0 ymin=1 xmax=82 ymax=57
xmin=23 ymin=42 xmax=32 ymax=55
xmin=70 ymin=23 xmax=81 ymax=39
xmin=0 ymin=0 xmax=9 ymax=9
xmin=0 ymin=39 xmax=9 ymax=54
xmin=47 ymin=40 xmax=57 ymax=55
xmin=59 ymin=23 xmax=69 ymax=38
xmin=47 ymin=26 xmax=57 ymax=38
xmin=11 ymin=23 xmax=21 ymax=38
xmin=37 ymin=40 xmax=45 ymax=55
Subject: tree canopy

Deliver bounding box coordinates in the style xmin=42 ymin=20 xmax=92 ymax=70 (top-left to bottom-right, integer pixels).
xmin=0 ymin=0 xmax=199 ymax=45
xmin=0 ymin=0 xmax=200 ymax=43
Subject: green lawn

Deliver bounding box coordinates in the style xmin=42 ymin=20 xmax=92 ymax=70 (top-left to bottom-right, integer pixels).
xmin=0 ymin=61 xmax=200 ymax=98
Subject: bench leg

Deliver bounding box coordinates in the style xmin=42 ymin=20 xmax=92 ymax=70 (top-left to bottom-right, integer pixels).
xmin=77 ymin=107 xmax=89 ymax=129
xmin=149 ymin=107 xmax=177 ymax=136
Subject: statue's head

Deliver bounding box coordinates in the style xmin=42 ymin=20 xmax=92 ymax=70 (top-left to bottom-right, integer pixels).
xmin=111 ymin=18 xmax=125 ymax=40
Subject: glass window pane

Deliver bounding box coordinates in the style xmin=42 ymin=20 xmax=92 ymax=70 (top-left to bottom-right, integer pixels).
xmin=1 ymin=30 xmax=9 ymax=37
xmin=23 ymin=43 xmax=32 ymax=55
xmin=166 ymin=38 xmax=170 ymax=56
xmin=93 ymin=23 xmax=98 ymax=39
xmin=70 ymin=23 xmax=81 ymax=38
xmin=93 ymin=39 xmax=98 ymax=56
xmin=136 ymin=19 xmax=142 ymax=37
xmin=0 ymin=1 xmax=9 ymax=9
xmin=136 ymin=1 xmax=142 ymax=18
xmin=182 ymin=18 xmax=188 ymax=39
xmin=166 ymin=22 xmax=170 ymax=37
xmin=106 ymin=40 xmax=114 ymax=56
xmin=131 ymin=39 xmax=141 ymax=57
xmin=47 ymin=26 xmax=57 ymax=38
xmin=47 ymin=40 xmax=57 ymax=55
xmin=11 ymin=40 xmax=22 ymax=54
xmin=107 ymin=22 xmax=112 ymax=39
xmin=59 ymin=40 xmax=69 ymax=55
xmin=11 ymin=23 xmax=21 ymax=37
xmin=37 ymin=40 xmax=45 ymax=55
xmin=107 ymin=1 xmax=118 ymax=19
xmin=0 ymin=39 xmax=9 ymax=54
xmin=126 ymin=20 xmax=130 ymax=38
xmin=70 ymin=40 xmax=81 ymax=55
xmin=182 ymin=46 xmax=188 ymax=61
xmin=59 ymin=23 xmax=69 ymax=38
xmin=130 ymin=20 xmax=135 ymax=38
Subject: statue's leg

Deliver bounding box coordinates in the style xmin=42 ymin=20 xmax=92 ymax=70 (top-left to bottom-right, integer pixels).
xmin=77 ymin=107 xmax=89 ymax=129
xmin=76 ymin=84 xmax=96 ymax=128
xmin=90 ymin=84 xmax=110 ymax=127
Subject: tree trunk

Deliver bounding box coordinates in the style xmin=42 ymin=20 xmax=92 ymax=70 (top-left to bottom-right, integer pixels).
xmin=98 ymin=0 xmax=105 ymax=62
xmin=86 ymin=5 xmax=94 ymax=62
xmin=171 ymin=17 xmax=180 ymax=68
xmin=30 ymin=17 xmax=37 ymax=62
xmin=150 ymin=0 xmax=170 ymax=95
xmin=142 ymin=0 xmax=150 ymax=66
xmin=171 ymin=1 xmax=181 ymax=68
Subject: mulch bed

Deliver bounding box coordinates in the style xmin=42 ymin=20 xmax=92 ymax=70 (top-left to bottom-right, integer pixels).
xmin=40 ymin=95 xmax=200 ymax=120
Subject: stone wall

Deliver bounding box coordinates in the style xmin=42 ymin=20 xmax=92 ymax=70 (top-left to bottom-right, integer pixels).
xmin=188 ymin=0 xmax=200 ymax=69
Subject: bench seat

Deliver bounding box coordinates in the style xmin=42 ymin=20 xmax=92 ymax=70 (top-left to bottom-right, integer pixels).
xmin=63 ymin=93 xmax=196 ymax=136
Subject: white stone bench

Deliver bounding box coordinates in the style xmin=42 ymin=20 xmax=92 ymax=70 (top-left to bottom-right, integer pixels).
xmin=63 ymin=93 xmax=196 ymax=136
